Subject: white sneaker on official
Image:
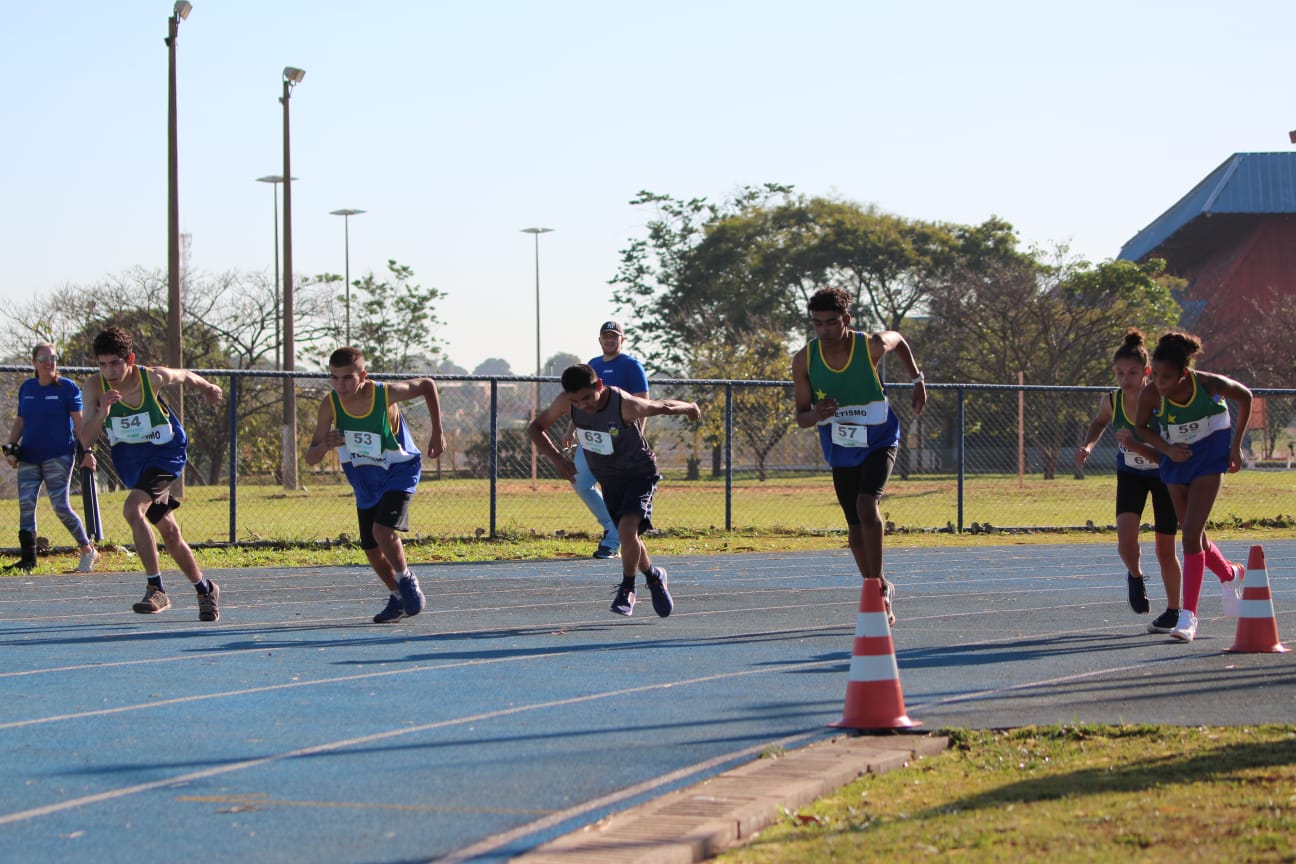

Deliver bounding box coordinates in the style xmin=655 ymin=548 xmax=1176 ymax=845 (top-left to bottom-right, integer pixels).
xmin=1220 ymin=564 xmax=1245 ymax=618
xmin=1170 ymin=610 xmax=1198 ymax=642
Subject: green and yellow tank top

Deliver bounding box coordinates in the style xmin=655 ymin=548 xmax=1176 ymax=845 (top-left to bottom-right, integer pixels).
xmin=101 ymin=366 xmax=176 ymax=447
xmin=329 ymin=381 xmax=419 ymax=470
xmin=1159 ymin=370 xmax=1230 ymax=446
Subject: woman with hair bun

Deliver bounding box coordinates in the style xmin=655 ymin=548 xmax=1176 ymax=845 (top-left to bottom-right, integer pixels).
xmin=1134 ymin=331 xmax=1252 ymax=643
xmin=1075 ymin=329 xmax=1181 ymax=631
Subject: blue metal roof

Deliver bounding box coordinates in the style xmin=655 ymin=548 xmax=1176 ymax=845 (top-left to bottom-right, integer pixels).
xmin=1118 ymin=152 xmax=1296 ymax=262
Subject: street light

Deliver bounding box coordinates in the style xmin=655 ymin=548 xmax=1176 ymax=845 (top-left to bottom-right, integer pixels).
xmin=521 ymin=227 xmax=553 ymax=490
xmin=257 ymin=175 xmax=295 ymax=369
xmin=280 ymin=66 xmax=305 ymax=491
xmin=165 ymin=1 xmax=191 ymax=492
xmin=330 ymin=208 xmax=367 ymax=343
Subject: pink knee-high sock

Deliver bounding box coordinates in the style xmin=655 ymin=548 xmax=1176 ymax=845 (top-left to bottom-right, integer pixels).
xmin=1203 ymin=541 xmax=1234 ymax=580
xmin=1183 ymin=551 xmax=1206 ymax=614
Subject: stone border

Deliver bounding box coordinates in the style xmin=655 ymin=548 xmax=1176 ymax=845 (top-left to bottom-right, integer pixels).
xmin=515 ymin=732 xmax=950 ymax=863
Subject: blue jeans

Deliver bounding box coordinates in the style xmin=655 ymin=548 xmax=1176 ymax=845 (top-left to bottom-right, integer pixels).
xmin=572 ymin=447 xmax=618 ymax=550
xmin=16 ymin=454 xmax=89 ymax=546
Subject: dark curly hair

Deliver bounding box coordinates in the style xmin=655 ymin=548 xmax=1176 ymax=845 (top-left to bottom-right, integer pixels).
xmin=1152 ymin=331 xmax=1202 ymax=373
xmin=91 ymin=327 xmax=132 ymax=360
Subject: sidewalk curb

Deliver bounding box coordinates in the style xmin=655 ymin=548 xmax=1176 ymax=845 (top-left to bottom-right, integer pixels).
xmin=513 ymin=733 xmax=950 ymax=863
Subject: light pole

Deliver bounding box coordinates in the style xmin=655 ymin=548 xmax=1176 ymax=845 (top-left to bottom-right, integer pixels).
xmin=257 ymin=176 xmax=294 ymax=369
xmin=330 ymin=208 xmax=367 ymax=344
xmin=165 ymin=1 xmax=192 ymax=493
xmin=280 ymin=66 xmax=305 ymax=491
xmin=521 ymin=227 xmax=553 ymax=490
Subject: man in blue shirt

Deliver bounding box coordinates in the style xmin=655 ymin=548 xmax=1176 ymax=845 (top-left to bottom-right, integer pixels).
xmin=574 ymin=321 xmax=649 ymax=558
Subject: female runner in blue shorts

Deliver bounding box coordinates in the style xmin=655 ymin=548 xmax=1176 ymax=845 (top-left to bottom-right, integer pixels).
xmin=1133 ymin=332 xmax=1252 ymax=643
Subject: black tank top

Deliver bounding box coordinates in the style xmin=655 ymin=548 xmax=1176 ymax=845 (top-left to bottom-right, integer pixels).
xmin=571 ymin=387 xmax=657 ymax=481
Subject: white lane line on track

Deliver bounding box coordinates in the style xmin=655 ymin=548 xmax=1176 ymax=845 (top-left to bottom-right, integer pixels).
xmin=0 ymin=658 xmax=840 ymax=826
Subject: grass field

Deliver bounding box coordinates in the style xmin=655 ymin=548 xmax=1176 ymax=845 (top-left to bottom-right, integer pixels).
xmin=716 ymin=725 xmax=1296 ymax=863
xmin=13 ymin=467 xmax=1295 ymax=554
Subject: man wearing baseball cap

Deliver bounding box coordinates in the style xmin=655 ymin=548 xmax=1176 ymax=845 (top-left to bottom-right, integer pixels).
xmin=571 ymin=320 xmax=649 ymax=558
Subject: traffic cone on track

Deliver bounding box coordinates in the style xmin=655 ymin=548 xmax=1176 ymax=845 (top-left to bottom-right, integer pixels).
xmin=1227 ymin=545 xmax=1288 ymax=654
xmin=829 ymin=578 xmax=920 ymax=730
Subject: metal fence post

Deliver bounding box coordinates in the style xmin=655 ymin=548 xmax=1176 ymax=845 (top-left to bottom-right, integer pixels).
xmin=489 ymin=379 xmax=498 ymax=540
xmin=957 ymin=385 xmax=965 ymax=533
xmin=724 ymin=382 xmax=734 ymax=531
xmin=227 ymin=373 xmax=239 ymax=544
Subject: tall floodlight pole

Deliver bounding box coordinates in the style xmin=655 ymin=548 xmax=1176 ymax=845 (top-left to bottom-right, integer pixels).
xmin=165 ymin=2 xmax=192 ymax=492
xmin=257 ymin=176 xmax=294 ymax=369
xmin=280 ymin=67 xmax=305 ymax=491
xmin=330 ymin=209 xmax=367 ymax=343
xmin=520 ymin=227 xmax=554 ymax=490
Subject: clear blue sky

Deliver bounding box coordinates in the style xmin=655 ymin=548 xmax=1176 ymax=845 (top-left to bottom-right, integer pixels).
xmin=5 ymin=1 xmax=1294 ymax=374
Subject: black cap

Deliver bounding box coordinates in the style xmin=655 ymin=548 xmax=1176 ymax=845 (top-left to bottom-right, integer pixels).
xmin=599 ymin=320 xmax=623 ymax=335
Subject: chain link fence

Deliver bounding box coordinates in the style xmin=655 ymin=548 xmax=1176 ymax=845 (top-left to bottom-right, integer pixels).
xmin=3 ymin=366 xmax=1294 ymax=548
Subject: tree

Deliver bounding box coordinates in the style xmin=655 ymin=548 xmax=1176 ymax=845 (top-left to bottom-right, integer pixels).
xmin=1209 ymin=287 xmax=1296 ymax=459
xmin=690 ymin=325 xmax=794 ymax=481
xmin=925 ymin=243 xmax=1182 ymax=478
xmin=349 ymin=260 xmax=446 ymax=373
xmin=473 ymin=358 xmax=513 ymax=376
xmin=610 ymin=184 xmax=795 ymax=373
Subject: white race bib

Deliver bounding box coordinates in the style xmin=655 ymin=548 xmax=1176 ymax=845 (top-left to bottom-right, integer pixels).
xmin=1120 ymin=447 xmax=1157 ymax=470
xmin=109 ymin=412 xmax=173 ymax=445
xmin=1163 ymin=411 xmax=1230 ymax=445
xmin=344 ymin=429 xmax=383 ymax=459
xmin=576 ymin=428 xmax=614 ymax=456
xmin=819 ymin=398 xmax=889 ymax=427
xmin=831 ymin=422 xmax=869 ymax=448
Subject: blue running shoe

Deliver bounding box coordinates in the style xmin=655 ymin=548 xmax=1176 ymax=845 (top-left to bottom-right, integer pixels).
xmin=611 ymin=585 xmax=636 ymax=617
xmin=373 ymin=594 xmax=405 ymax=624
xmin=398 ymin=572 xmax=425 ymax=617
xmin=646 ymin=566 xmax=673 ymax=618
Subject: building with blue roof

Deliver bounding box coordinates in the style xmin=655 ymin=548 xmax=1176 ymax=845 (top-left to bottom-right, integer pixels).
xmin=1119 ymin=152 xmax=1296 ymax=362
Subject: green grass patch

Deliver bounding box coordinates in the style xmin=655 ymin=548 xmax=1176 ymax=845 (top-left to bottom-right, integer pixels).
xmin=718 ymin=724 xmax=1296 ymax=863
xmin=14 ymin=467 xmax=1296 ymax=554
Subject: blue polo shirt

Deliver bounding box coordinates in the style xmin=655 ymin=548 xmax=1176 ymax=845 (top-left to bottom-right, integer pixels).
xmin=17 ymin=376 xmax=82 ymax=463
xmin=588 ymin=353 xmax=648 ymax=394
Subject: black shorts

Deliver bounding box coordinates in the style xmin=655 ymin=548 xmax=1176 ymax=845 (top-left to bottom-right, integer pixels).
xmin=356 ymin=490 xmax=413 ymax=549
xmin=600 ymin=474 xmax=659 ymax=533
xmin=831 ymin=446 xmax=898 ymax=525
xmin=1115 ymin=470 xmax=1178 ymax=535
xmin=135 ymin=467 xmax=182 ymax=525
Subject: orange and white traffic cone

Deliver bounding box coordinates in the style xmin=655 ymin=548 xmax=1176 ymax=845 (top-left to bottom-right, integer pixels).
xmin=1227 ymin=545 xmax=1288 ymax=654
xmin=829 ymin=578 xmax=919 ymax=730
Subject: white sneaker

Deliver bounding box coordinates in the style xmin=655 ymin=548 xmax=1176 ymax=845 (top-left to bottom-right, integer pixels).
xmin=77 ymin=549 xmax=100 ymax=573
xmin=1170 ymin=610 xmax=1198 ymax=642
xmin=1220 ymin=563 xmax=1245 ymax=618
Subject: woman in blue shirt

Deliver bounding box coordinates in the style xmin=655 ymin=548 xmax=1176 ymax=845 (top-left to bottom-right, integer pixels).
xmin=4 ymin=343 xmax=98 ymax=572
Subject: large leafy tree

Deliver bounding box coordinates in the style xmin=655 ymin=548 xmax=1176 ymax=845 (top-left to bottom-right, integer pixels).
xmin=925 ymin=242 xmax=1182 ymax=478
xmin=610 ymin=184 xmax=795 ymax=373
xmin=348 ymin=260 xmax=445 ymax=373
xmin=689 ymin=324 xmax=794 ymax=482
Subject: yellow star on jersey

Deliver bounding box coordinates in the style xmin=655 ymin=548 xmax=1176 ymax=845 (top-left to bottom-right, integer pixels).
xmin=815 ymin=389 xmax=827 ymax=401
xmin=1165 ymin=412 xmax=1177 ymax=424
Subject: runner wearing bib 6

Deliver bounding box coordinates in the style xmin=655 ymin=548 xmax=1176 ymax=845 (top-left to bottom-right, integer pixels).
xmin=1075 ymin=329 xmax=1181 ymax=629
